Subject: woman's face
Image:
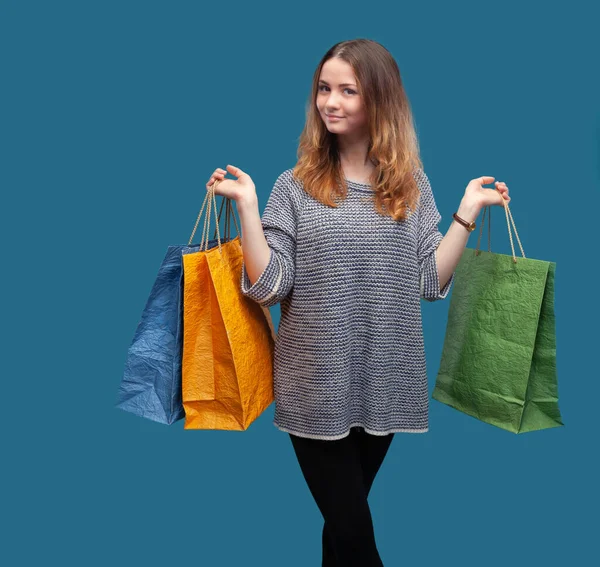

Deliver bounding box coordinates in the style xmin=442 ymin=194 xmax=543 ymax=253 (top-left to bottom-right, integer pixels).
xmin=316 ymin=58 xmax=368 ymax=138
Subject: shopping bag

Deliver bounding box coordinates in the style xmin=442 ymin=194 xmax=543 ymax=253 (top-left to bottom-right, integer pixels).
xmin=181 ymin=183 xmax=276 ymax=430
xmin=115 ymin=198 xmax=235 ymax=425
xmin=431 ymin=201 xmax=564 ymax=433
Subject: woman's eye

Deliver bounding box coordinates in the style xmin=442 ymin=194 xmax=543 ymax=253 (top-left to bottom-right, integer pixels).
xmin=318 ymin=85 xmax=356 ymax=95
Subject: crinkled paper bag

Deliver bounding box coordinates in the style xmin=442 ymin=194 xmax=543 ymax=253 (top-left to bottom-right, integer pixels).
xmin=181 ymin=236 xmax=276 ymax=430
xmin=115 ymin=238 xmax=228 ymax=425
xmin=432 ymin=247 xmax=564 ymax=434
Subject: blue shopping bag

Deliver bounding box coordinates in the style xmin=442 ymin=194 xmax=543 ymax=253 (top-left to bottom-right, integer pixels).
xmin=115 ymin=237 xmax=232 ymax=424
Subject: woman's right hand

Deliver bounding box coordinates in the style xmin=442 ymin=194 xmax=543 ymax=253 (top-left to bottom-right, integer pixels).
xmin=206 ymin=164 xmax=257 ymax=204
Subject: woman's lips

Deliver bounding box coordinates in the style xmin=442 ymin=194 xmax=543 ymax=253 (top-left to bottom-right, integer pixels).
xmin=327 ymin=115 xmax=343 ymax=120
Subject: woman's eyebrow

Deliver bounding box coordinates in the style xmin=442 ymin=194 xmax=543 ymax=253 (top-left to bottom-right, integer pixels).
xmin=318 ymin=80 xmax=357 ymax=87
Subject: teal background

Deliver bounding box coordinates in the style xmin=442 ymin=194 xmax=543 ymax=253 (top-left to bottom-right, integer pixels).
xmin=2 ymin=0 xmax=598 ymax=565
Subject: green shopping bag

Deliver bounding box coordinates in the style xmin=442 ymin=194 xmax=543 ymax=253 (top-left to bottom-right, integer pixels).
xmin=432 ymin=202 xmax=564 ymax=434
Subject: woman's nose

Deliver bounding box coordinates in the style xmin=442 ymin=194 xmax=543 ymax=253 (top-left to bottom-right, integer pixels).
xmin=325 ymin=93 xmax=341 ymax=107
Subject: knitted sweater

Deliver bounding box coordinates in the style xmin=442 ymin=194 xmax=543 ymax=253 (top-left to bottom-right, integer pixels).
xmin=240 ymin=167 xmax=455 ymax=440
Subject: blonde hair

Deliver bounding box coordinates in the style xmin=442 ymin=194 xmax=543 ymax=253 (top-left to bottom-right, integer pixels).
xmin=293 ymin=38 xmax=424 ymax=222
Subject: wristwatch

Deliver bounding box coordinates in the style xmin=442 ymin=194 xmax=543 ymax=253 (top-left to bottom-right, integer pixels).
xmin=452 ymin=212 xmax=476 ymax=232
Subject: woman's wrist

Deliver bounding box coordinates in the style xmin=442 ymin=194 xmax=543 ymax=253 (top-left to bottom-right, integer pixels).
xmin=236 ymin=193 xmax=259 ymax=213
xmin=456 ymin=197 xmax=480 ymax=225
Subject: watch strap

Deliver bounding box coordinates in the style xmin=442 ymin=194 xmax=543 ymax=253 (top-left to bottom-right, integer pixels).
xmin=452 ymin=212 xmax=476 ymax=232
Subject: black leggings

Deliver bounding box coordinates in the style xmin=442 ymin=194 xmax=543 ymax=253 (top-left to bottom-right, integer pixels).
xmin=289 ymin=426 xmax=395 ymax=567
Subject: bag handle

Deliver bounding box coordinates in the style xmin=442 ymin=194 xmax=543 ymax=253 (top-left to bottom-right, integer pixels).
xmin=474 ymin=195 xmax=526 ymax=263
xmin=187 ymin=179 xmax=242 ymax=254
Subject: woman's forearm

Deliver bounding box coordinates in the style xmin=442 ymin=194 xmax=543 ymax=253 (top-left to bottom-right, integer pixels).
xmin=236 ymin=196 xmax=272 ymax=287
xmin=435 ymin=198 xmax=480 ymax=290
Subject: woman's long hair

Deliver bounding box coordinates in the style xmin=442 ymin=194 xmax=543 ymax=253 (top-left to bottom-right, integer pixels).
xmin=293 ymin=38 xmax=423 ymax=222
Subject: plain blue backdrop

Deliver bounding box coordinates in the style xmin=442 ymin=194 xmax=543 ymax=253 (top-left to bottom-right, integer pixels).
xmin=3 ymin=0 xmax=598 ymax=565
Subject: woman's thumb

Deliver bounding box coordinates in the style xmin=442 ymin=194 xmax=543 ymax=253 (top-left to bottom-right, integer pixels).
xmin=226 ymin=164 xmax=246 ymax=179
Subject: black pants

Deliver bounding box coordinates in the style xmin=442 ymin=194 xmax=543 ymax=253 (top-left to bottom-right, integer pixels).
xmin=289 ymin=426 xmax=395 ymax=567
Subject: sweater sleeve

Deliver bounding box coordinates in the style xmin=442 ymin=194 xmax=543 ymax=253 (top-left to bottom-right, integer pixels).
xmin=240 ymin=170 xmax=301 ymax=308
xmin=415 ymin=169 xmax=455 ymax=302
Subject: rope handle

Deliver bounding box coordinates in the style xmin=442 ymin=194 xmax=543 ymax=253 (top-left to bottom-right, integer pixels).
xmin=187 ymin=179 xmax=242 ymax=254
xmin=474 ymin=190 xmax=526 ymax=263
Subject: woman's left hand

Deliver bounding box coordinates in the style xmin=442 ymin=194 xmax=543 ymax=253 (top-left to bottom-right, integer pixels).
xmin=464 ymin=176 xmax=511 ymax=210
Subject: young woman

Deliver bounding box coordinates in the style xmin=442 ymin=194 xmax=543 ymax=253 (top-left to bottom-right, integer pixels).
xmin=206 ymin=38 xmax=510 ymax=566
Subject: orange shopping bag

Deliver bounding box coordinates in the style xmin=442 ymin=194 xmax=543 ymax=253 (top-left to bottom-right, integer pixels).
xmin=181 ymin=185 xmax=276 ymax=430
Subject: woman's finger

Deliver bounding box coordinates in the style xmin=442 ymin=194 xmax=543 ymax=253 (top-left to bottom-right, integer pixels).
xmin=226 ymin=164 xmax=247 ymax=179
xmin=208 ymin=171 xmax=225 ymax=187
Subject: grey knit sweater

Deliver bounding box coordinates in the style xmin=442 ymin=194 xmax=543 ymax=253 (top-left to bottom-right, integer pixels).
xmin=240 ymin=167 xmax=455 ymax=440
